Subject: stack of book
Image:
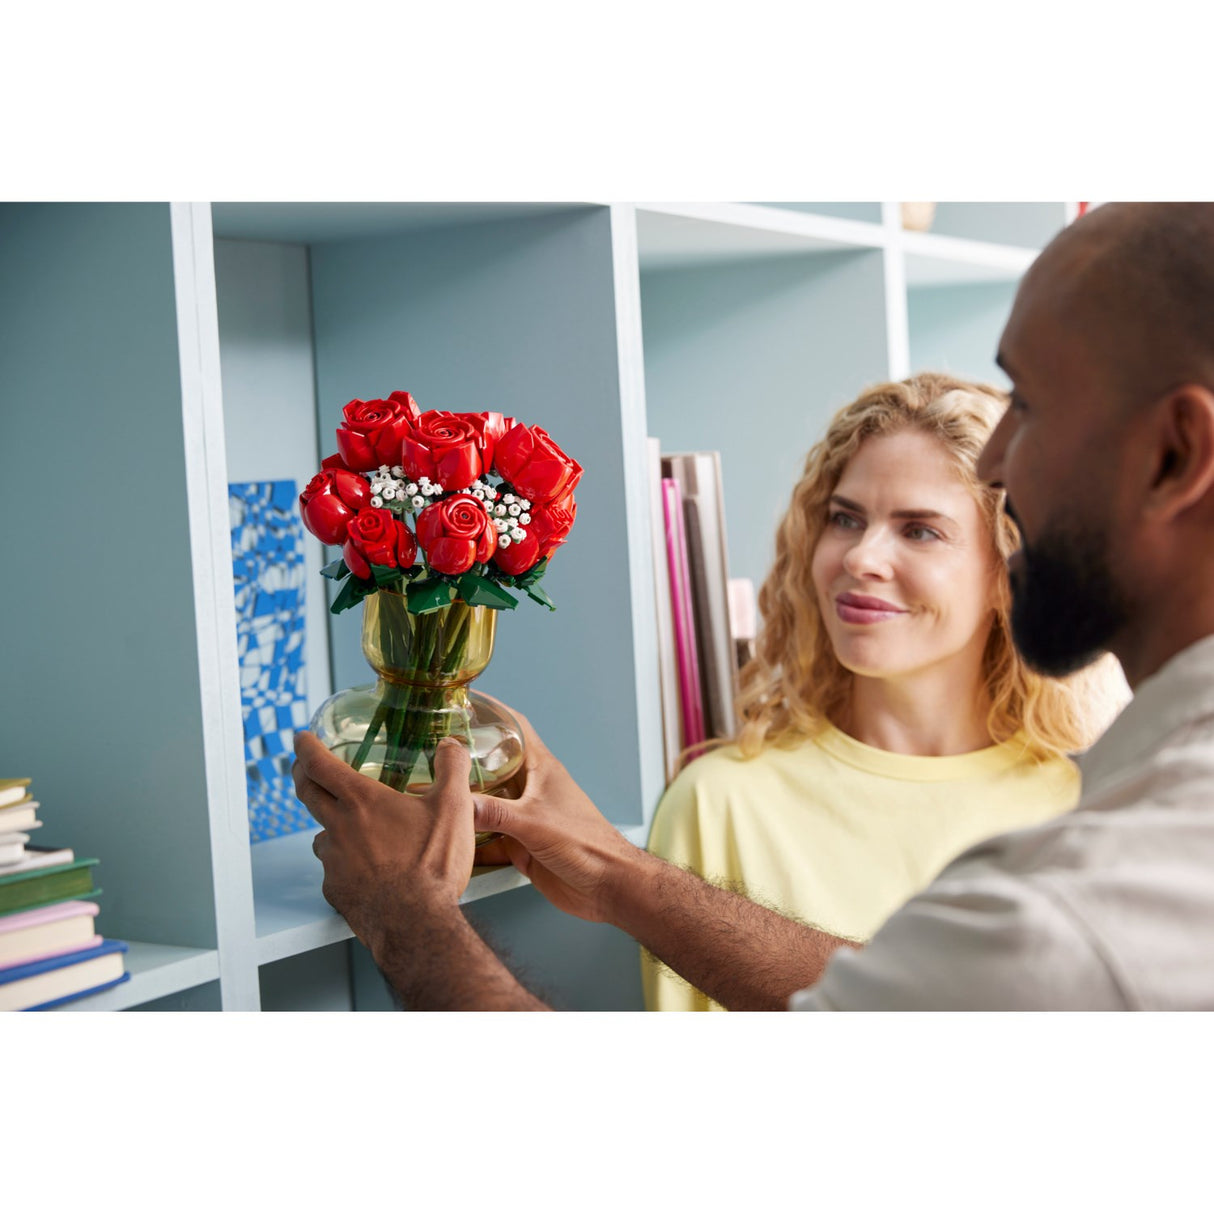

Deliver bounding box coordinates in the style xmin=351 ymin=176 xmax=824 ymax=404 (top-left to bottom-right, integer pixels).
xmin=648 ymin=441 xmax=757 ymax=784
xmin=0 ymin=778 xmax=129 ymax=1011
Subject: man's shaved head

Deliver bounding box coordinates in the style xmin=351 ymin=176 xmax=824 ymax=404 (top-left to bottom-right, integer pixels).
xmin=1024 ymin=203 xmax=1214 ymax=411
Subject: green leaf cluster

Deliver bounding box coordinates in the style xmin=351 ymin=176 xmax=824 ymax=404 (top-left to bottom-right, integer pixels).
xmin=323 ymin=556 xmax=557 ymax=615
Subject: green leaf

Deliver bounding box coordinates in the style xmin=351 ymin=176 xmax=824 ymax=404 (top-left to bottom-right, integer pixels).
xmin=515 ymin=557 xmax=549 ymax=589
xmin=320 ymin=558 xmax=351 ymax=581
xmin=330 ymin=574 xmax=374 ymax=615
xmin=457 ymin=572 xmax=519 ymax=610
xmin=524 ymin=582 xmax=557 ymax=611
xmin=371 ymin=563 xmax=404 ymax=588
xmin=406 ymin=578 xmax=457 ymax=614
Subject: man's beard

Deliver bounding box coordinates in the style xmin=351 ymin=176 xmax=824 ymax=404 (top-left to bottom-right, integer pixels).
xmin=1009 ymin=516 xmax=1130 ymax=677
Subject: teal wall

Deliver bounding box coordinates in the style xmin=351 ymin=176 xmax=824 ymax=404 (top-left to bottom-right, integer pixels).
xmin=908 ymin=281 xmax=1018 ymax=390
xmin=640 ymin=249 xmax=891 ymax=593
xmin=0 ymin=203 xmax=219 ymax=949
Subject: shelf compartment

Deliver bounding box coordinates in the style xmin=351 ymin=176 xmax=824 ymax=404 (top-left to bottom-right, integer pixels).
xmin=52 ymin=941 xmax=220 ymax=1011
xmin=210 ymin=202 xmax=593 ymax=246
xmin=636 ymin=201 xmax=886 ymax=270
xmin=900 ymin=229 xmax=1037 ymax=286
xmin=251 ymin=829 xmax=530 ymax=966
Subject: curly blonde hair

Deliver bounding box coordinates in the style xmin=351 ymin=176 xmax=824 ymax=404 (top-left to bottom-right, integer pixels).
xmin=732 ymin=372 xmax=1125 ymax=762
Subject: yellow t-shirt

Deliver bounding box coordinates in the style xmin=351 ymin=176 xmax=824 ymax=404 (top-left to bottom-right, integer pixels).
xmin=642 ymin=725 xmax=1080 ymax=1011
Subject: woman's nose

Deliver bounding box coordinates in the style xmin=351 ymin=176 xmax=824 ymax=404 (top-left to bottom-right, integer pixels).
xmin=842 ymin=529 xmax=894 ymax=578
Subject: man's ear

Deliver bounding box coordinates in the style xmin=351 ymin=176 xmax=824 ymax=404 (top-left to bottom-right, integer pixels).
xmin=1144 ymin=385 xmax=1214 ymax=522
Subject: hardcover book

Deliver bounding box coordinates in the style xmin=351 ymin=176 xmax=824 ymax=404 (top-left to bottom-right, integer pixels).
xmin=0 ymin=845 xmax=74 ymax=877
xmin=0 ymin=832 xmax=31 ymax=867
xmin=0 ymin=900 xmax=101 ymax=969
xmin=0 ymin=937 xmax=129 ymax=1011
xmin=0 ymin=802 xmax=41 ymax=833
xmin=0 ymin=857 xmax=99 ymax=916
xmin=0 ymin=779 xmax=31 ymax=810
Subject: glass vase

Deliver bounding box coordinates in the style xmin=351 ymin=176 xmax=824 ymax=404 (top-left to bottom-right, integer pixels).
xmin=309 ymin=589 xmax=525 ymax=843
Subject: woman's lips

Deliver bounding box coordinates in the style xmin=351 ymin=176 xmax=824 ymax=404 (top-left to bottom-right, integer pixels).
xmin=835 ymin=592 xmax=908 ymax=625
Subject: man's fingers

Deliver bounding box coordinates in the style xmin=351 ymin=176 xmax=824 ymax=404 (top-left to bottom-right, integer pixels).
xmin=431 ymin=737 xmax=472 ymax=802
xmin=293 ymin=764 xmax=341 ymax=826
xmin=293 ymin=731 xmax=368 ymax=800
xmin=473 ymin=791 xmax=529 ymax=840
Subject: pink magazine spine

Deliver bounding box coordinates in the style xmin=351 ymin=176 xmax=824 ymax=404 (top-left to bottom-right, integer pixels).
xmin=662 ymin=478 xmax=705 ymax=749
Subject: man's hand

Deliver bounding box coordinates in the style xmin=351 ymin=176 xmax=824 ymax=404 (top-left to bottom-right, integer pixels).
xmin=472 ymin=701 xmax=646 ymax=923
xmin=293 ymin=732 xmax=475 ymax=955
xmin=473 ymin=700 xmax=853 ymax=1010
xmin=293 ymin=731 xmax=548 ymax=1010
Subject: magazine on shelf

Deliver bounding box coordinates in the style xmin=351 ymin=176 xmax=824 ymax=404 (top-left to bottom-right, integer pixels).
xmin=661 ymin=476 xmax=705 ymax=751
xmin=662 ymin=451 xmax=736 ymax=742
xmin=647 ymin=437 xmax=682 ymax=785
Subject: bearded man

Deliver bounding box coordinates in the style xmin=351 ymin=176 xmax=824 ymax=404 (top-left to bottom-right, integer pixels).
xmin=295 ymin=202 xmax=1214 ymax=1011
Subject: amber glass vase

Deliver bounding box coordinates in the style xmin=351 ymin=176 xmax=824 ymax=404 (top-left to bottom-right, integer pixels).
xmin=310 ymin=590 xmax=524 ymax=842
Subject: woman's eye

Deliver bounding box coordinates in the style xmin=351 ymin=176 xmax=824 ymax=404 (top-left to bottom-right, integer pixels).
xmin=905 ymin=524 xmax=940 ymax=542
xmin=829 ymin=511 xmax=861 ymax=530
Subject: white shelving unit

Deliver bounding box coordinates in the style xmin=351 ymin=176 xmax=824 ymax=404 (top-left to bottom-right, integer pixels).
xmin=0 ymin=200 xmax=1070 ymax=1010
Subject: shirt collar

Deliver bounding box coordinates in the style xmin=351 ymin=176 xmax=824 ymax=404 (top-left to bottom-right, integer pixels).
xmin=1078 ymin=632 xmax=1214 ymax=796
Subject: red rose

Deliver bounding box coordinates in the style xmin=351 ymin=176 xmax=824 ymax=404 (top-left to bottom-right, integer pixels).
xmin=401 ymin=410 xmax=513 ymax=493
xmin=342 ymin=508 xmax=418 ymax=580
xmin=416 ymin=495 xmax=497 ymax=577
xmin=492 ymin=423 xmax=583 ymax=505
xmin=335 ymin=393 xmax=421 ymax=472
xmin=491 ymin=489 xmax=577 ymax=576
xmin=528 ymin=488 xmax=577 ymax=557
xmin=491 ymin=530 xmax=539 ymax=576
xmin=320 ymin=452 xmax=350 ymax=471
xmin=299 ymin=468 xmax=373 ymax=545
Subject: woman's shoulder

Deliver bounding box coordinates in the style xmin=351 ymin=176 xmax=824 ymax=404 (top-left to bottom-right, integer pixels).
xmin=656 ymin=736 xmax=825 ymax=813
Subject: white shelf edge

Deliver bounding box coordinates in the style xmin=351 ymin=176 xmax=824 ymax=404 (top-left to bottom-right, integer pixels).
xmin=52 ymin=941 xmax=221 ymax=1011
xmin=254 ymin=863 xmax=533 ymax=967
xmin=898 ymin=228 xmax=1038 ymax=283
xmin=634 ymin=200 xmax=888 ymax=249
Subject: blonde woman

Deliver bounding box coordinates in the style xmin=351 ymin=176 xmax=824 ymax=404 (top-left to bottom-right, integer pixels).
xmin=643 ymin=373 xmax=1126 ymax=1011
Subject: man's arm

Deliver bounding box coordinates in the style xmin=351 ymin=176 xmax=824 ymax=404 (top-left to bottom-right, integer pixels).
xmin=614 ymin=847 xmax=853 ymax=1010
xmin=293 ymin=732 xmax=548 ymax=1010
xmin=473 ymin=705 xmax=855 ymax=1010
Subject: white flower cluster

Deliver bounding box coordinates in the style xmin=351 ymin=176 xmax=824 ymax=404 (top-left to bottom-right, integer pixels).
xmin=363 ymin=464 xmax=443 ymax=512
xmin=468 ymin=478 xmax=501 ymax=504
xmin=490 ymin=492 xmax=532 ymax=549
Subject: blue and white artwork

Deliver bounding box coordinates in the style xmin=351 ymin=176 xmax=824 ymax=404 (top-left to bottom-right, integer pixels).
xmin=230 ymin=480 xmax=312 ymax=843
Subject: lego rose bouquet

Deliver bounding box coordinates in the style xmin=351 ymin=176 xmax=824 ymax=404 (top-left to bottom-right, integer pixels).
xmin=299 ymin=391 xmax=581 ymax=799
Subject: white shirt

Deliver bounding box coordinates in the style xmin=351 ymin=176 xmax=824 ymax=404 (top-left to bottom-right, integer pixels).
xmin=790 ymin=633 xmax=1214 ymax=1011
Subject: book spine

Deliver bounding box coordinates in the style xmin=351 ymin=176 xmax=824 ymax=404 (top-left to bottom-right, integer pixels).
xmin=662 ymin=478 xmax=704 ymax=751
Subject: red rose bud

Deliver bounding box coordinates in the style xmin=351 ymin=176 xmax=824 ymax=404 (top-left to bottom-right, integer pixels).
xmin=335 ymin=395 xmax=419 ymax=472
xmin=342 ymin=508 xmax=418 ymax=580
xmin=492 ymin=529 xmax=540 ymax=576
xmin=492 ymin=423 xmax=583 ymax=505
xmin=299 ymin=468 xmax=373 ymax=545
xmin=470 ymin=411 xmax=516 ymax=480
xmin=528 ymin=489 xmax=577 ymax=558
xmin=416 ymin=495 xmax=497 ymax=577
xmin=401 ymin=410 xmax=492 ymax=492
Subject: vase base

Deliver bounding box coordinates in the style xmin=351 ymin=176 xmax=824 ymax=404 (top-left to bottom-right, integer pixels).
xmin=310 ymin=683 xmax=525 ymax=848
